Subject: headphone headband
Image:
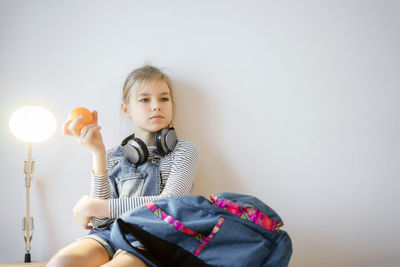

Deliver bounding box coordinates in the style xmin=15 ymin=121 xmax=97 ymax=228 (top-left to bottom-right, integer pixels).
xmin=121 ymin=133 xmax=136 ymax=146
xmin=121 ymin=128 xmax=177 ymax=165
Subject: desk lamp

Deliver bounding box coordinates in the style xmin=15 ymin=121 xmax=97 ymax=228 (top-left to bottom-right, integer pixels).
xmin=9 ymin=105 xmax=57 ymax=262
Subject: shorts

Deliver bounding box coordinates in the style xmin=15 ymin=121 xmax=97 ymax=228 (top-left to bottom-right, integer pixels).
xmin=82 ymin=227 xmax=142 ymax=259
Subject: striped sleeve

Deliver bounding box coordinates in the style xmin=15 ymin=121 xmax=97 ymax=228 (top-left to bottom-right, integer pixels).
xmin=90 ymin=148 xmax=115 ymax=227
xmin=109 ymin=140 xmax=199 ymax=219
xmin=90 ymin=147 xmax=116 ymax=199
xmin=90 ymin=171 xmax=112 ymax=199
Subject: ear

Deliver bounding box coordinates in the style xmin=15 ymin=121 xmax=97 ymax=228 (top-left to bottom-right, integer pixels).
xmin=121 ymin=103 xmax=128 ymax=115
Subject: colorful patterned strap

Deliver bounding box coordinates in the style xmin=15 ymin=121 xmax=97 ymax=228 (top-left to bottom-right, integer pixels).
xmin=210 ymin=195 xmax=283 ymax=232
xmin=145 ymin=202 xmax=225 ymax=256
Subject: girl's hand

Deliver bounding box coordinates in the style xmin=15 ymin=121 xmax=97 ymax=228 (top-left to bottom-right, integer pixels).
xmin=62 ymin=110 xmax=105 ymax=155
xmin=72 ymin=195 xmax=110 ymax=229
xmin=72 ymin=195 xmax=93 ymax=230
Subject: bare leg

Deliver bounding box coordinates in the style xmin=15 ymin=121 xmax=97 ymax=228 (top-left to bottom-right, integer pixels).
xmin=47 ymin=238 xmax=109 ymax=267
xmin=101 ymin=250 xmax=147 ymax=267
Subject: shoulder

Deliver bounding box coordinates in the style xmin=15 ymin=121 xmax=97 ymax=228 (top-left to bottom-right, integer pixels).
xmin=106 ymin=145 xmax=122 ymax=158
xmin=174 ymin=139 xmax=199 ymax=156
xmin=161 ymin=139 xmax=199 ymax=171
xmin=105 ymin=145 xmax=123 ymax=167
xmin=166 ymin=139 xmax=199 ymax=166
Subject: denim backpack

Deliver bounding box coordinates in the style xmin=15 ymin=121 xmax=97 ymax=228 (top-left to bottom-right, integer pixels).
xmin=110 ymin=192 xmax=292 ymax=267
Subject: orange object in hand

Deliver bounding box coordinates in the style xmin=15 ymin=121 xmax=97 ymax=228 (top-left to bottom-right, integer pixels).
xmin=68 ymin=107 xmax=94 ymax=132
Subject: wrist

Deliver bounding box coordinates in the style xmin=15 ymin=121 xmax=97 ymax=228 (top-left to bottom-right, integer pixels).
xmin=89 ymin=198 xmax=109 ymax=218
xmin=92 ymin=150 xmax=107 ymax=175
xmin=92 ymin=147 xmax=106 ymax=157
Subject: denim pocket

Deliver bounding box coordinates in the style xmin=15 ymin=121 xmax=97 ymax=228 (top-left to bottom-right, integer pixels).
xmin=116 ymin=172 xmax=147 ymax=197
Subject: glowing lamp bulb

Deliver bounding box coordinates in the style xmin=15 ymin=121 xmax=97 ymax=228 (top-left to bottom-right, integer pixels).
xmin=9 ymin=105 xmax=57 ymax=143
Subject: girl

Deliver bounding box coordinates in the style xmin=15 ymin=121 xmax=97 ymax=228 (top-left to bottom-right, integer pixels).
xmin=47 ymin=65 xmax=199 ymax=267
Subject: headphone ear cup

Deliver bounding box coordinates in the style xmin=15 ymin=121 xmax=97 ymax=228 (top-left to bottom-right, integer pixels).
xmin=122 ymin=138 xmax=149 ymax=165
xmin=156 ymin=128 xmax=177 ymax=155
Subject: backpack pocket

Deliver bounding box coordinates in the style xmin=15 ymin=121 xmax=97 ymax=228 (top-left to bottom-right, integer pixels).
xmin=197 ymin=217 xmax=275 ymax=267
xmin=144 ymin=202 xmax=225 ymax=255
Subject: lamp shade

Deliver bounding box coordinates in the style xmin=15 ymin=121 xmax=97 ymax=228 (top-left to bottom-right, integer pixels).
xmin=9 ymin=105 xmax=57 ymax=143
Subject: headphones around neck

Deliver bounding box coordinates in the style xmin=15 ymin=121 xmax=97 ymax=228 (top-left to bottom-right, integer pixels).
xmin=121 ymin=128 xmax=178 ymax=165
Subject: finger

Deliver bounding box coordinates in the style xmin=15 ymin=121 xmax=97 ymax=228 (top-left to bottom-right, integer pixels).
xmin=83 ymin=126 xmax=101 ymax=144
xmin=62 ymin=121 xmax=73 ymax=136
xmin=85 ymin=126 xmax=102 ymax=141
xmin=81 ymin=120 xmax=99 ymax=134
xmin=92 ymin=110 xmax=98 ymax=124
xmin=69 ymin=116 xmax=84 ymax=137
xmin=80 ymin=124 xmax=96 ymax=138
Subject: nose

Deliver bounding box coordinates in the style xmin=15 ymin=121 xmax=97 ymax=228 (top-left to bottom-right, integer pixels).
xmin=151 ymin=100 xmax=161 ymax=111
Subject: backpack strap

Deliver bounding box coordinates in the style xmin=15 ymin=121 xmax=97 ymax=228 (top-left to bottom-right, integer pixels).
xmin=210 ymin=195 xmax=283 ymax=232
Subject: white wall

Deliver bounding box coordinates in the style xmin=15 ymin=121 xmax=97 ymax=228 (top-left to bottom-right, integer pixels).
xmin=1 ymin=1 xmax=399 ymax=266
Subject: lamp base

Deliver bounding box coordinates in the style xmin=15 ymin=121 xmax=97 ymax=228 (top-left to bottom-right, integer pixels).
xmin=24 ymin=253 xmax=31 ymax=263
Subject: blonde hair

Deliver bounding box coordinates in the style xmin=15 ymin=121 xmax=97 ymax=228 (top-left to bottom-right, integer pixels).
xmin=122 ymin=65 xmax=174 ymax=106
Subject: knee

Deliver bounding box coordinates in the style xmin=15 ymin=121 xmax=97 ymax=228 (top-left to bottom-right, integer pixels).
xmin=46 ymin=239 xmax=109 ymax=267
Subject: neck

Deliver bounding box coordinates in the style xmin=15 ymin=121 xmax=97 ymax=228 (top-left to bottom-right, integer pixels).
xmin=134 ymin=129 xmax=155 ymax=146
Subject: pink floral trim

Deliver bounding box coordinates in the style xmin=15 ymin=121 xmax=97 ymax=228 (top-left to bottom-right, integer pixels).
xmin=144 ymin=202 xmax=224 ymax=255
xmin=210 ymin=195 xmax=283 ymax=232
xmin=194 ymin=217 xmax=224 ymax=255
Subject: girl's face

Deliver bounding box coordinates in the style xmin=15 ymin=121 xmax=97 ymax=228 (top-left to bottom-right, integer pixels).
xmin=123 ymin=79 xmax=173 ymax=134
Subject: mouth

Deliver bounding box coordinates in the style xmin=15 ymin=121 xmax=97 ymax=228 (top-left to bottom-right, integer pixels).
xmin=150 ymin=115 xmax=164 ymax=119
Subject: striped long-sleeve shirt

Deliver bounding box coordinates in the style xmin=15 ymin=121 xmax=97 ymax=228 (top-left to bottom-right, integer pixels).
xmin=90 ymin=139 xmax=199 ymax=222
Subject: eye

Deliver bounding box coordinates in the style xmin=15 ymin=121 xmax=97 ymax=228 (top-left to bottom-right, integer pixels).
xmin=161 ymin=97 xmax=170 ymax=102
xmin=139 ymin=98 xmax=149 ymax=103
